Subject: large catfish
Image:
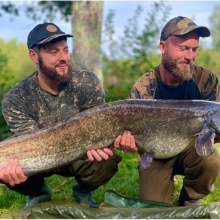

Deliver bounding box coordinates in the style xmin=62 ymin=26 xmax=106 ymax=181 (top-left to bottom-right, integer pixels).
xmin=0 ymin=99 xmax=220 ymax=175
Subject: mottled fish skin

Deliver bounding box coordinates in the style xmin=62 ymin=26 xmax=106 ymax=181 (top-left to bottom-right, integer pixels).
xmin=0 ymin=99 xmax=220 ymax=176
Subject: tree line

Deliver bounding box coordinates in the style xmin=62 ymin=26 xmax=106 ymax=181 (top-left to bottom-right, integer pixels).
xmin=0 ymin=1 xmax=220 ymax=141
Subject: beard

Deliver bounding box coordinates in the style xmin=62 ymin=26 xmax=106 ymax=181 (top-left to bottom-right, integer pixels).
xmin=163 ymin=53 xmax=195 ymax=81
xmin=38 ymin=55 xmax=72 ymax=83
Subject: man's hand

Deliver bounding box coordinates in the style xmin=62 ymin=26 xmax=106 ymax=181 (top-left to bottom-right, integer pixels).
xmin=114 ymin=130 xmax=138 ymax=153
xmin=86 ymin=148 xmax=114 ymax=162
xmin=0 ymin=158 xmax=28 ymax=187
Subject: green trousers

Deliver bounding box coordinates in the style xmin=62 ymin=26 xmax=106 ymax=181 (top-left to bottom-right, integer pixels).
xmin=139 ymin=143 xmax=220 ymax=204
xmin=6 ymin=150 xmax=122 ymax=196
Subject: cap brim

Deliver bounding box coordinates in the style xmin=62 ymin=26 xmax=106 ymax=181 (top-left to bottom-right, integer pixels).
xmin=173 ymin=26 xmax=210 ymax=38
xmin=36 ymin=34 xmax=73 ymax=45
xmin=195 ymin=26 xmax=210 ymax=37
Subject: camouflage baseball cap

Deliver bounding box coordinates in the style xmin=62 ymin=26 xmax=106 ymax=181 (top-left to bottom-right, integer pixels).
xmin=27 ymin=23 xmax=73 ymax=49
xmin=160 ymin=16 xmax=210 ymax=41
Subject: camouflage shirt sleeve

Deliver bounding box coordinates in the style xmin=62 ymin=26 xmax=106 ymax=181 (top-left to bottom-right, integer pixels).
xmin=193 ymin=66 xmax=220 ymax=102
xmin=130 ymin=68 xmax=158 ymax=99
xmin=2 ymin=70 xmax=105 ymax=137
xmin=2 ymin=73 xmax=41 ymax=136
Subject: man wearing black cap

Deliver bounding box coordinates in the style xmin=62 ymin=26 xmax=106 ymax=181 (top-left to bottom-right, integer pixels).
xmin=0 ymin=23 xmax=122 ymax=208
xmin=114 ymin=16 xmax=220 ymax=206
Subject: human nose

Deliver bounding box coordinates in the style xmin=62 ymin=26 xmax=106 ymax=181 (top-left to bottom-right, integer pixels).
xmin=185 ymin=49 xmax=196 ymax=61
xmin=58 ymin=51 xmax=70 ymax=61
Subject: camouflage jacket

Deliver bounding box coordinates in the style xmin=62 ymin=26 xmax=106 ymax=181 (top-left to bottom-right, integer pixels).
xmin=2 ymin=70 xmax=105 ymax=137
xmin=130 ymin=65 xmax=220 ymax=101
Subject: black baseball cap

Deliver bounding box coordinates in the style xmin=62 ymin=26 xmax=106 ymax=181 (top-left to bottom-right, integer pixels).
xmin=160 ymin=16 xmax=210 ymax=41
xmin=27 ymin=23 xmax=73 ymax=49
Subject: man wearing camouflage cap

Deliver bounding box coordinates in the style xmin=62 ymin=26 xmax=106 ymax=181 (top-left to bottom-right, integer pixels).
xmin=114 ymin=16 xmax=220 ymax=206
xmin=0 ymin=23 xmax=122 ymax=208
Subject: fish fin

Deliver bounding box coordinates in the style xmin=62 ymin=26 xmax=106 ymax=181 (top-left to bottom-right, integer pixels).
xmin=139 ymin=153 xmax=153 ymax=170
xmin=195 ymin=127 xmax=215 ymax=157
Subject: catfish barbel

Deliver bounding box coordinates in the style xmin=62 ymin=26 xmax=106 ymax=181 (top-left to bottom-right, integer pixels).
xmin=0 ymin=99 xmax=220 ymax=175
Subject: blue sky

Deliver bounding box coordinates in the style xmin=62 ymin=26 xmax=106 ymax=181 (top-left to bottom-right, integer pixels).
xmin=0 ymin=1 xmax=219 ymax=49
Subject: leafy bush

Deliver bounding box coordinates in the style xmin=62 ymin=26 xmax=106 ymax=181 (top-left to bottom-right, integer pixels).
xmin=0 ymin=49 xmax=12 ymax=140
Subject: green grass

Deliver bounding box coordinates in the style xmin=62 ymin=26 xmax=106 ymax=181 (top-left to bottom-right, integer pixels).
xmin=1 ymin=146 xmax=220 ymax=218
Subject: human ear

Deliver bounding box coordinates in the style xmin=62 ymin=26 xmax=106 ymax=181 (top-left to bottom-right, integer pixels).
xmin=159 ymin=41 xmax=166 ymax=54
xmin=29 ymin=49 xmax=39 ymax=64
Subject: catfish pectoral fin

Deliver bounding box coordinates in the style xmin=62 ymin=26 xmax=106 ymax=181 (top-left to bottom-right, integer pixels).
xmin=195 ymin=128 xmax=215 ymax=157
xmin=139 ymin=153 xmax=153 ymax=170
